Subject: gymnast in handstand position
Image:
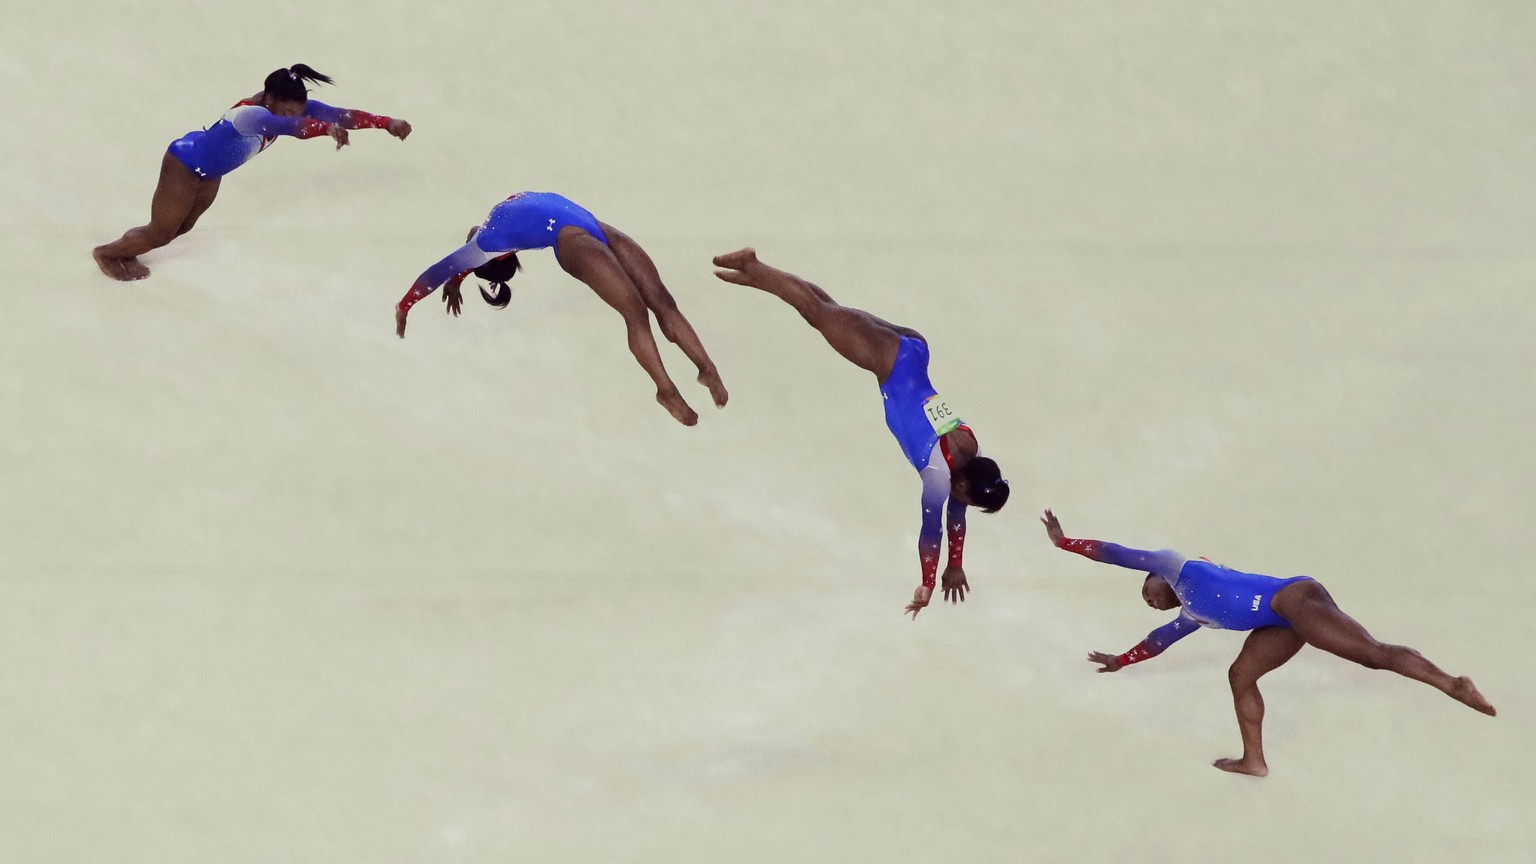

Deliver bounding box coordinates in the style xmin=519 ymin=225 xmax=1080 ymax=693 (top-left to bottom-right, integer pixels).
xmin=713 ymin=248 xmax=1009 ymax=618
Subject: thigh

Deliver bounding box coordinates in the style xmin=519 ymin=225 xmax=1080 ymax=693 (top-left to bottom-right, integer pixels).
xmin=149 ymin=152 xmax=204 ymax=232
xmin=179 ymin=178 xmax=221 ymax=231
xmin=1230 ymin=626 xmax=1304 ymax=680
xmin=822 ymin=305 xmax=904 ymax=379
xmin=1275 ymin=580 xmax=1385 ymax=663
xmin=557 ymin=229 xmax=647 ymax=320
xmin=599 ymin=222 xmax=676 ymax=310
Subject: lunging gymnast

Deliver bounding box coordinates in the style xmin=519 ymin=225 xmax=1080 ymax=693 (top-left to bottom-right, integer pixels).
xmin=1040 ymin=508 xmax=1495 ymax=776
xmin=93 ymin=64 xmax=411 ymax=281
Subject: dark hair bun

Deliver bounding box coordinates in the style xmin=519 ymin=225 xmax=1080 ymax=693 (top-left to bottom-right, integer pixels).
xmin=959 ymin=456 xmax=1010 ymax=513
xmin=472 ymin=253 xmax=521 ymax=308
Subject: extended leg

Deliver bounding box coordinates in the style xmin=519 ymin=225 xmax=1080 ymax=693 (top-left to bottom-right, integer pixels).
xmin=1277 ymin=580 xmax=1495 ymax=715
xmin=1215 ymin=627 xmax=1305 ymax=777
xmin=601 ymin=222 xmax=727 ymax=407
xmin=713 ymin=247 xmax=905 ymax=382
xmin=93 ymin=153 xmax=204 ymax=281
xmin=558 ymin=228 xmax=697 ymax=426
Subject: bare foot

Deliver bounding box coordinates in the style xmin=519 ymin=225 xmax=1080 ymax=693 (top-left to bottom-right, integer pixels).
xmin=698 ymin=368 xmax=729 ymax=408
xmin=657 ymin=389 xmax=699 ymax=426
xmin=1451 ymin=677 xmax=1496 ymax=716
xmin=1213 ymin=757 xmax=1268 ymax=777
xmin=123 ymin=258 xmax=151 ymax=279
xmin=93 ymin=248 xmax=150 ymax=281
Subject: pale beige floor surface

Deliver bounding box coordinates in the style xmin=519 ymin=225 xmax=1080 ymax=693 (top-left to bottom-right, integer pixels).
xmin=2 ymin=2 xmax=1533 ymax=862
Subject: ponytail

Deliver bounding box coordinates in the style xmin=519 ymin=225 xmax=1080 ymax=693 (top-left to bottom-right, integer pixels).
xmin=261 ymin=64 xmax=334 ymax=102
xmin=288 ymin=64 xmax=334 ymax=86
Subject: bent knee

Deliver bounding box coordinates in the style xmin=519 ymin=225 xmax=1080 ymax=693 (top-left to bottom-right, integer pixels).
xmin=1227 ymin=664 xmax=1257 ymax=688
xmin=654 ymin=307 xmax=686 ymax=337
xmin=622 ymin=308 xmax=653 ymax=330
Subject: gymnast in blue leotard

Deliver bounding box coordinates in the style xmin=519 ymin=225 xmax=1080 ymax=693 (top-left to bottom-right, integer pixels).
xmin=395 ymin=192 xmax=728 ymax=426
xmin=93 ymin=64 xmax=410 ymax=282
xmin=712 ymin=248 xmax=1010 ymax=618
xmin=1040 ymin=509 xmax=1496 ymax=776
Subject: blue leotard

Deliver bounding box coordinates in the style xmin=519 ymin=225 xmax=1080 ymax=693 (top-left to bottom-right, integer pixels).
xmin=880 ymin=336 xmax=962 ymax=471
xmin=879 ymin=335 xmax=978 ymax=588
xmin=399 ymin=193 xmax=611 ymax=308
xmin=168 ymin=101 xmax=329 ymax=179
xmin=1140 ymin=562 xmax=1312 ymax=653
xmin=476 ymin=192 xmax=609 ymax=253
xmin=1056 ymin=537 xmax=1312 ymax=660
xmin=1171 ymin=560 xmax=1309 ymax=631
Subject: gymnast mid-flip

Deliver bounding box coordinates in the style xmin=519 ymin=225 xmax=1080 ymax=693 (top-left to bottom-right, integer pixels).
xmin=93 ymin=64 xmax=411 ymax=281
xmin=1040 ymin=509 xmax=1496 ymax=776
xmin=712 ymin=248 xmax=1009 ymax=618
xmin=395 ymin=192 xmax=728 ymax=426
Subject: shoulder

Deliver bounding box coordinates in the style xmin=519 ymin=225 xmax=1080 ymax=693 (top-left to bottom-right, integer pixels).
xmin=224 ymin=102 xmax=268 ymax=120
xmin=949 ymin=426 xmax=979 ymax=456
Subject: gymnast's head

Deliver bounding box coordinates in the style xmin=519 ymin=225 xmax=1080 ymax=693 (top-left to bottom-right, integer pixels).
xmin=1142 ymin=573 xmax=1179 ymax=610
xmin=465 ymin=226 xmax=521 ymax=308
xmin=952 ymin=457 xmax=1009 ymax=513
xmin=261 ymin=64 xmax=333 ymax=116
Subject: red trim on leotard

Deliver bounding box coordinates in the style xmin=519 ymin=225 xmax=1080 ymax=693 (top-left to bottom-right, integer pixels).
xmin=938 ymin=424 xmax=973 ymax=471
xmin=1117 ymin=640 xmax=1157 ymax=667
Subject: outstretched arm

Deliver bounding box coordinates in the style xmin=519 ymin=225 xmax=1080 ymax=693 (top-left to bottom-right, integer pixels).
xmin=227 ymin=104 xmax=349 ymax=150
xmin=903 ymin=466 xmax=950 ymax=619
xmin=1040 ymin=509 xmax=1185 ymax=574
xmin=305 ymin=100 xmax=411 ymax=139
xmin=941 ymin=491 xmax=969 ymax=600
xmin=396 ymin=241 xmax=498 ymax=337
xmin=227 ymin=105 xmax=339 ymax=142
xmin=1089 ymin=613 xmax=1201 ymax=672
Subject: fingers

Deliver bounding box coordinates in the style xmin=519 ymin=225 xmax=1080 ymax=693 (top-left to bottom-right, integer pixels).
xmin=713 ymin=269 xmax=753 ymax=286
xmin=711 ymin=247 xmax=758 ymax=269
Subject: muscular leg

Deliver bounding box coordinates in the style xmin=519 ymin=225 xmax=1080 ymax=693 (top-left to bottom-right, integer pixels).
xmin=599 ymin=222 xmax=728 ymax=407
xmin=93 ymin=153 xmax=204 ymax=281
xmin=1215 ymin=627 xmax=1304 ymax=777
xmin=713 ymin=247 xmax=906 ymax=382
xmin=1275 ymin=580 xmax=1495 ymax=716
xmin=176 ymin=177 xmax=221 ymax=236
xmin=557 ymin=228 xmax=698 ymax=426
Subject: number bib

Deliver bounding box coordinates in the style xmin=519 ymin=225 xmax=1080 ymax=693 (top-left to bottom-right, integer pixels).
xmin=923 ymin=395 xmax=962 ymax=436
